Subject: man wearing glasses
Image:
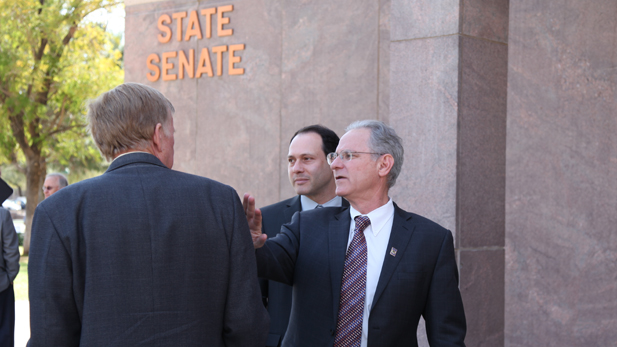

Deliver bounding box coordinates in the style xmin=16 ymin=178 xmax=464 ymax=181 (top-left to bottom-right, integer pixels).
xmin=42 ymin=173 xmax=69 ymax=199
xmin=259 ymin=124 xmax=348 ymax=347
xmin=248 ymin=120 xmax=466 ymax=347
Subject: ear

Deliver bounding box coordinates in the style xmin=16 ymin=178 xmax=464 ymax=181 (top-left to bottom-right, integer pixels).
xmin=377 ymin=154 xmax=394 ymax=178
xmin=152 ymin=123 xmax=164 ymax=153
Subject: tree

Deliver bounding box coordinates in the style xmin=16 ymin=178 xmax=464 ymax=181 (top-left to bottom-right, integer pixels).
xmin=0 ymin=0 xmax=123 ymax=254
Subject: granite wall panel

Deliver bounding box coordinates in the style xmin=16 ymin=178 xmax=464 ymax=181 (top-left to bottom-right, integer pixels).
xmin=126 ymin=0 xmax=284 ymax=205
xmin=461 ymin=0 xmax=509 ymax=43
xmin=460 ymin=249 xmax=505 ymax=347
xmin=506 ymin=0 xmax=617 ymax=345
xmin=127 ymin=0 xmax=387 ymax=206
xmin=458 ymin=35 xmax=507 ymax=248
xmin=391 ymin=0 xmax=459 ymax=41
xmin=277 ymin=0 xmax=382 ymax=201
xmin=390 ymin=36 xmax=459 ymax=232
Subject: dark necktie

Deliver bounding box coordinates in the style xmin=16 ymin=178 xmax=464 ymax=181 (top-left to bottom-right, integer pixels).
xmin=334 ymin=215 xmax=370 ymax=347
xmin=315 ymin=204 xmax=324 ymax=209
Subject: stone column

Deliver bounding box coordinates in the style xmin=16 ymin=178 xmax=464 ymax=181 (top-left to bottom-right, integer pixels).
xmin=506 ymin=1 xmax=617 ymax=345
xmin=389 ymin=1 xmax=509 ymax=345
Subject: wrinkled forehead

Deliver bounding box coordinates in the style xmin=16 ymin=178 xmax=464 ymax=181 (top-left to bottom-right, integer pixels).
xmin=336 ymin=128 xmax=371 ymax=152
xmin=44 ymin=176 xmax=60 ymax=186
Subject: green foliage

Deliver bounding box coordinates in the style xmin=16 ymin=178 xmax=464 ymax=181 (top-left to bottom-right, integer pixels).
xmin=0 ymin=0 xmax=123 ymax=177
xmin=14 ymin=260 xmax=28 ymax=301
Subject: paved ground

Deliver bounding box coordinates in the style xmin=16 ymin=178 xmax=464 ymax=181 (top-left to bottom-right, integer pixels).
xmin=15 ymin=300 xmax=29 ymax=347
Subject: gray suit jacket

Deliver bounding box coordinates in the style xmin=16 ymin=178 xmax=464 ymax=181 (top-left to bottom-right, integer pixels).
xmin=256 ymin=204 xmax=466 ymax=347
xmin=28 ymin=153 xmax=269 ymax=346
xmin=0 ymin=208 xmax=20 ymax=293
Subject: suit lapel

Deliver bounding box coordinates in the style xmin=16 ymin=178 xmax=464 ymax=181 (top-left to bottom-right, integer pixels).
xmin=371 ymin=204 xmax=415 ymax=309
xmin=329 ymin=208 xmax=351 ymax=323
xmin=284 ymin=196 xmax=301 ymax=222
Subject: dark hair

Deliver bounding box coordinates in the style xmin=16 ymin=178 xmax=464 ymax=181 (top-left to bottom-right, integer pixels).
xmin=290 ymin=125 xmax=340 ymax=157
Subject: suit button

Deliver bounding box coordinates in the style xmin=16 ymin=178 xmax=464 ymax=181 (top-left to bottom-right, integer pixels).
xmin=330 ymin=329 xmax=335 ymax=336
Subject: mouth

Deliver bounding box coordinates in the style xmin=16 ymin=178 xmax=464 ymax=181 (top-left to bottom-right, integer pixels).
xmin=294 ymin=177 xmax=309 ymax=184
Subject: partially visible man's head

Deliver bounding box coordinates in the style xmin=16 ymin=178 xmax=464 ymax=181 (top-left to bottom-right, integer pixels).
xmin=287 ymin=125 xmax=340 ymax=204
xmin=87 ymin=83 xmax=175 ymax=166
xmin=330 ymin=120 xmax=403 ymax=208
xmin=43 ymin=173 xmax=69 ymax=199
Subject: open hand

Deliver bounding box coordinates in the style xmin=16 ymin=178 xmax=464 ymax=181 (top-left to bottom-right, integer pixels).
xmin=243 ymin=193 xmax=267 ymax=248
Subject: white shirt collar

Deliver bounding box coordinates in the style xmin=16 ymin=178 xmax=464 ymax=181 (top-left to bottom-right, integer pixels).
xmin=349 ymin=198 xmax=394 ymax=236
xmin=112 ymin=151 xmax=151 ymax=162
xmin=300 ymin=195 xmax=343 ymax=211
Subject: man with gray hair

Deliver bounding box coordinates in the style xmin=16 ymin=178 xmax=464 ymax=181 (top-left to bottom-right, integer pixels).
xmin=248 ymin=120 xmax=466 ymax=346
xmin=42 ymin=173 xmax=68 ymax=199
xmin=28 ymin=83 xmax=269 ymax=346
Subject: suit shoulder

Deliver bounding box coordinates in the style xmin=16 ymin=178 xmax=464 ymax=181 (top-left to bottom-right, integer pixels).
xmin=260 ymin=196 xmax=298 ymax=216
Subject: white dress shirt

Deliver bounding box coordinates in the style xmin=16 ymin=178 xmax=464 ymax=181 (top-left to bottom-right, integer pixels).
xmin=300 ymin=195 xmax=343 ymax=211
xmin=347 ymin=198 xmax=395 ymax=347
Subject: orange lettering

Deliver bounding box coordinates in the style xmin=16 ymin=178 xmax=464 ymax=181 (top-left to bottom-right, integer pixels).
xmin=146 ymin=54 xmax=161 ymax=82
xmin=211 ymin=45 xmax=228 ymax=76
xmin=178 ymin=50 xmax=195 ymax=79
xmin=162 ymin=51 xmax=177 ymax=81
xmin=196 ymin=48 xmax=214 ymax=78
xmin=228 ymin=44 xmax=245 ymax=75
xmin=200 ymin=7 xmax=216 ymax=39
xmin=217 ymin=5 xmax=233 ymax=37
xmin=157 ymin=14 xmax=172 ymax=43
xmin=172 ymin=12 xmax=187 ymax=42
xmin=184 ymin=11 xmax=202 ymax=41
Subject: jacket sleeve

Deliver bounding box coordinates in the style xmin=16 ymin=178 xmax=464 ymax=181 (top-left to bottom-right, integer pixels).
xmin=27 ymin=205 xmax=81 ymax=347
xmin=222 ymin=189 xmax=270 ymax=347
xmin=1 ymin=209 xmax=20 ymax=283
xmin=424 ymin=230 xmax=467 ymax=346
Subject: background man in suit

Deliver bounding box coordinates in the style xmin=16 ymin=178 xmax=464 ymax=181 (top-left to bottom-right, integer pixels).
xmin=42 ymin=173 xmax=68 ymax=199
xmin=260 ymin=124 xmax=348 ymax=347
xmin=28 ymin=83 xmax=268 ymax=346
xmin=249 ymin=120 xmax=466 ymax=346
xmin=0 ymin=173 xmax=20 ymax=346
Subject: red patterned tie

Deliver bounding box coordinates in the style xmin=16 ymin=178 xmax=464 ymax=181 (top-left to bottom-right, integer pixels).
xmin=334 ymin=216 xmax=370 ymax=347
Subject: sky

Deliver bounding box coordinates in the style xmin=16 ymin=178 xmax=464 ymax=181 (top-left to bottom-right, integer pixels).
xmin=84 ymin=4 xmax=126 ymax=42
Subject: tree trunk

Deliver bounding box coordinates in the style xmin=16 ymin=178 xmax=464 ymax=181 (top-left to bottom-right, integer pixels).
xmin=22 ymin=155 xmax=46 ymax=256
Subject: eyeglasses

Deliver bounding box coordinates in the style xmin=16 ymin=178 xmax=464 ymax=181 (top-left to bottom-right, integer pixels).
xmin=327 ymin=151 xmax=382 ymax=165
xmin=42 ymin=186 xmax=56 ymax=192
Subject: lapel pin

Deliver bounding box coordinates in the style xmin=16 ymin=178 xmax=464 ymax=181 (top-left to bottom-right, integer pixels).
xmin=390 ymin=247 xmax=398 ymax=257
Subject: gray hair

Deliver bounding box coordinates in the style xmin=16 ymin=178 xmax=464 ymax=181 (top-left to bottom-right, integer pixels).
xmin=345 ymin=120 xmax=404 ymax=188
xmin=46 ymin=173 xmax=69 ymax=187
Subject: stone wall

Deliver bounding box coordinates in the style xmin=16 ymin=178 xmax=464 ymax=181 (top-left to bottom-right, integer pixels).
xmin=506 ymin=0 xmax=617 ymax=345
xmin=124 ymin=0 xmax=389 ymax=206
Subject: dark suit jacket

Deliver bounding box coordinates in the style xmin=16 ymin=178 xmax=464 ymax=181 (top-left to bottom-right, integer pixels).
xmin=259 ymin=196 xmax=349 ymax=346
xmin=28 ymin=153 xmax=269 ymax=347
xmin=0 ymin=208 xmax=20 ymax=293
xmin=256 ymin=203 xmax=466 ymax=347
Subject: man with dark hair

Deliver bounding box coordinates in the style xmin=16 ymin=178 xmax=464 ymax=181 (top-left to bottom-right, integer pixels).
xmin=28 ymin=83 xmax=269 ymax=346
xmin=260 ymin=124 xmax=348 ymax=347
xmin=248 ymin=120 xmax=466 ymax=347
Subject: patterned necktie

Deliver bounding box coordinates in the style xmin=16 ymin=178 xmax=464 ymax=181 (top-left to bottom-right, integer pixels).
xmin=334 ymin=216 xmax=370 ymax=347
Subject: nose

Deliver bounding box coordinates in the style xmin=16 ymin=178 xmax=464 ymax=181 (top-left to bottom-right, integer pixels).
xmin=291 ymin=160 xmax=304 ymax=173
xmin=330 ymin=155 xmax=343 ymax=170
